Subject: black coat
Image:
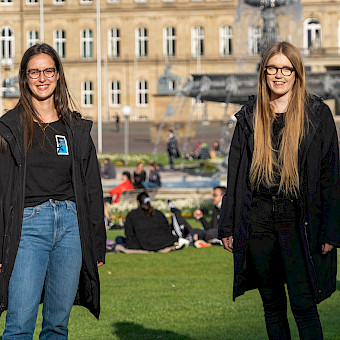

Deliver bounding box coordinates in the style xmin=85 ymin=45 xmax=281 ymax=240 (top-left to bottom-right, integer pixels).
xmin=0 ymin=107 xmax=106 ymax=318
xmin=200 ymin=206 xmax=220 ymax=230
xmin=219 ymin=95 xmax=340 ymax=304
xmin=125 ymin=207 xmax=177 ymax=251
xmin=133 ymin=170 xmax=146 ymax=189
xmin=167 ymin=135 xmax=180 ymax=158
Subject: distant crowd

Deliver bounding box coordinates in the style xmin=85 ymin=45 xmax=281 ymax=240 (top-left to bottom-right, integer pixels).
xmin=104 ymin=184 xmax=226 ymax=253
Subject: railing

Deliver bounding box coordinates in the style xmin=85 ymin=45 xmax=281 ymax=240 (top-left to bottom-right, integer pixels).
xmin=300 ymin=47 xmax=340 ymax=57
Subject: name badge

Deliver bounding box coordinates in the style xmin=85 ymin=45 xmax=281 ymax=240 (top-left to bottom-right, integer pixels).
xmin=55 ymin=135 xmax=69 ymax=155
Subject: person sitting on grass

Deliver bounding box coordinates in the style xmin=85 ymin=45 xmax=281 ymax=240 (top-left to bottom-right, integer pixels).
xmin=192 ymin=186 xmax=226 ymax=244
xmin=105 ymin=171 xmax=134 ymax=203
xmin=114 ymin=192 xmax=184 ymax=252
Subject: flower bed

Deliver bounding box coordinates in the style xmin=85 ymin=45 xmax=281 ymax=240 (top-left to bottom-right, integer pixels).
xmin=106 ymin=197 xmax=215 ymax=223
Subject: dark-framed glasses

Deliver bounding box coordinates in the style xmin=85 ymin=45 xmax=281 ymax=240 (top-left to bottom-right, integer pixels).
xmin=27 ymin=68 xmax=56 ymax=79
xmin=265 ymin=66 xmax=295 ymax=77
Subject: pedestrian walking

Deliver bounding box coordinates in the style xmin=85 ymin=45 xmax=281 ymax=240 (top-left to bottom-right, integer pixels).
xmin=115 ymin=113 xmax=120 ymax=132
xmin=0 ymin=43 xmax=106 ymax=339
xmin=219 ymin=41 xmax=339 ymax=339
xmin=167 ymin=129 xmax=180 ymax=170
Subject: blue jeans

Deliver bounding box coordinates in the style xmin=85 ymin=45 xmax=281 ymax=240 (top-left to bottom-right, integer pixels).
xmin=142 ymin=181 xmax=159 ymax=189
xmin=3 ymin=200 xmax=82 ymax=340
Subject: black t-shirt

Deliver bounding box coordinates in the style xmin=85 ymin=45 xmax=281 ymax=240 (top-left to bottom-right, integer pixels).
xmin=257 ymin=113 xmax=285 ymax=195
xmin=24 ymin=120 xmax=75 ymax=207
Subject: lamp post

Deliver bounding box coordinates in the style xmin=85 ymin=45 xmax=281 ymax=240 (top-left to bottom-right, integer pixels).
xmin=96 ymin=0 xmax=102 ymax=153
xmin=40 ymin=0 xmax=44 ymax=42
xmin=122 ymin=105 xmax=132 ymax=165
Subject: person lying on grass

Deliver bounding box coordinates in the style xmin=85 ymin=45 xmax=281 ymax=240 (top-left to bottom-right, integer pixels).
xmin=169 ymin=186 xmax=226 ymax=247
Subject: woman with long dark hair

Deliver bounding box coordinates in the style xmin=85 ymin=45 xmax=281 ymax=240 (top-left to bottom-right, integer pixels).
xmin=0 ymin=43 xmax=106 ymax=338
xmin=123 ymin=192 xmax=177 ymax=251
xmin=219 ymin=41 xmax=339 ymax=339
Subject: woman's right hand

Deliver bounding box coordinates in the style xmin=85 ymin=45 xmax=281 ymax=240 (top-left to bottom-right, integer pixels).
xmin=222 ymin=236 xmax=233 ymax=253
xmin=0 ymin=264 xmax=2 ymax=273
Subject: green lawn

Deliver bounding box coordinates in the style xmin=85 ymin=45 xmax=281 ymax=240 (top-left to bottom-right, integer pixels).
xmin=0 ymin=227 xmax=339 ymax=339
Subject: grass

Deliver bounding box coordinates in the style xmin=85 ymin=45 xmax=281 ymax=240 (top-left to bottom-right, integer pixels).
xmin=0 ymin=225 xmax=339 ymax=339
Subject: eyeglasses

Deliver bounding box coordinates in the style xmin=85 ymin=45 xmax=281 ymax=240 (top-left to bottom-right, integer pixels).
xmin=265 ymin=66 xmax=295 ymax=77
xmin=27 ymin=68 xmax=56 ymax=79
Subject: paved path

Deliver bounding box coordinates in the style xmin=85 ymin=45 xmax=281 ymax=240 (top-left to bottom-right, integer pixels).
xmin=91 ymin=121 xmax=231 ymax=154
xmin=91 ymin=119 xmax=340 ymax=155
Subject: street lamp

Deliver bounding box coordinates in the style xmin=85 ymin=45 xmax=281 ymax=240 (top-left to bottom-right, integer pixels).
xmin=122 ymin=105 xmax=132 ymax=165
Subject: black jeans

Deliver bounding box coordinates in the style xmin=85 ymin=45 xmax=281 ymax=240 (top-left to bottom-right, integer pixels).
xmin=168 ymin=153 xmax=175 ymax=170
xmin=248 ymin=193 xmax=323 ymax=340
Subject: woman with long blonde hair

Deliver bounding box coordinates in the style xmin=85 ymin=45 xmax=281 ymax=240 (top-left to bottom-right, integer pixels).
xmin=219 ymin=41 xmax=339 ymax=339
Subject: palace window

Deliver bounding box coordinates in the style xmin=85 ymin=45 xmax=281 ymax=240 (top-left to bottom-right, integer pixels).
xmin=191 ymin=26 xmax=204 ymax=57
xmin=163 ymin=27 xmax=176 ymax=57
xmin=1 ymin=26 xmax=14 ymax=65
xmin=219 ymin=25 xmax=232 ymax=56
xmin=135 ymin=27 xmax=148 ymax=58
xmin=109 ymin=81 xmax=121 ymax=106
xmin=136 ymin=80 xmax=148 ymax=106
xmin=27 ymin=30 xmax=39 ymax=48
xmin=248 ymin=26 xmax=261 ymax=55
xmin=54 ymin=29 xmax=66 ymax=59
xmin=26 ymin=0 xmax=38 ymax=5
xmin=81 ymin=29 xmax=93 ymax=59
xmin=304 ymin=18 xmax=322 ymax=51
xmin=108 ymin=28 xmax=120 ymax=58
xmin=81 ymin=81 xmax=93 ymax=107
xmin=53 ymin=0 xmax=65 ymax=4
xmin=0 ymin=0 xmax=12 ymax=5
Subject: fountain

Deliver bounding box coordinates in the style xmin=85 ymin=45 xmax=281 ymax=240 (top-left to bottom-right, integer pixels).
xmin=244 ymin=0 xmax=302 ymax=55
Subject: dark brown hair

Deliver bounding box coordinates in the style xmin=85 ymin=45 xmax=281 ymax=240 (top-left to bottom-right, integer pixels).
xmin=17 ymin=43 xmax=77 ymax=149
xmin=137 ymin=192 xmax=155 ymax=217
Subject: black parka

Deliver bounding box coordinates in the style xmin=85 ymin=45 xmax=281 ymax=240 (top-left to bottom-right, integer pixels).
xmin=125 ymin=207 xmax=177 ymax=251
xmin=0 ymin=107 xmax=106 ymax=318
xmin=219 ymin=95 xmax=340 ymax=304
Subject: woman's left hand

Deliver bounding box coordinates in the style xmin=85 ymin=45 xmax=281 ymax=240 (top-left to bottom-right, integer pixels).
xmin=97 ymin=262 xmax=104 ymax=267
xmin=322 ymin=243 xmax=333 ymax=255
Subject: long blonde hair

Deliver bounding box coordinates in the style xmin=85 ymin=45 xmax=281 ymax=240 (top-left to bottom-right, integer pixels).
xmin=250 ymin=41 xmax=308 ymax=197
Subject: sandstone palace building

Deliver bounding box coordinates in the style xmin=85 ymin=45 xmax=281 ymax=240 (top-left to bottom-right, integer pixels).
xmin=1 ymin=0 xmax=340 ymax=121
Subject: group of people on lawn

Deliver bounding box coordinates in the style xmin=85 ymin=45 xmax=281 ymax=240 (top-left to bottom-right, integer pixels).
xmin=105 ymin=186 xmax=226 ymax=252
